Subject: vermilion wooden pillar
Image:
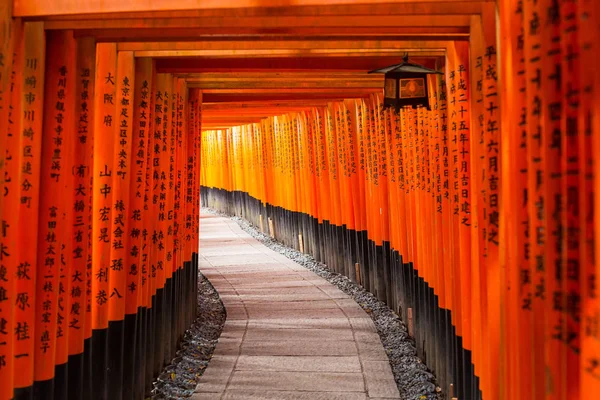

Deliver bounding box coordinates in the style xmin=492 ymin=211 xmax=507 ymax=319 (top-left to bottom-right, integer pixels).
xmin=174 ymin=77 xmax=185 ymax=343
xmin=13 ymin=21 xmax=45 ymax=400
xmin=106 ymin=50 xmax=134 ymax=400
xmin=581 ymin=0 xmax=600 ymax=395
xmin=150 ymin=72 xmax=168 ymax=377
xmin=522 ymin=1 xmax=546 ymax=398
xmin=540 ymin=0 xmax=564 ymax=398
xmin=495 ymin=4 xmax=517 ymax=399
xmin=168 ymin=73 xmax=179 ymax=364
xmin=33 ymin=29 xmax=76 ymax=400
xmin=53 ymin=73 xmax=76 ymax=397
xmin=448 ymin=40 xmax=475 ymax=400
xmin=192 ymin=89 xmax=202 ymax=321
xmin=91 ymin=42 xmax=117 ymax=400
xmin=0 ymin=4 xmax=18 ymax=399
xmin=69 ymin=35 xmax=95 ymax=400
xmin=125 ymin=56 xmax=152 ymax=400
xmin=140 ymin=57 xmax=156 ymax=398
xmin=560 ymin=1 xmax=583 ymax=397
xmin=162 ymin=72 xmax=175 ymax=367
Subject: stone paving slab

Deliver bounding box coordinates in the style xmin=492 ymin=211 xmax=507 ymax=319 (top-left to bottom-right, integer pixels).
xmin=233 ymin=293 xmax=334 ymax=301
xmin=194 ymin=391 xmax=369 ymax=400
xmin=240 ymin=339 xmax=358 ymax=356
xmin=227 ymin=371 xmax=366 ymax=392
xmin=235 ymin=355 xmax=362 ymax=372
xmin=243 ymin=327 xmax=355 ymax=341
xmin=193 ymin=214 xmax=400 ymax=400
xmin=241 ymin=299 xmax=341 ymax=310
xmin=246 ymin=317 xmax=352 ymax=330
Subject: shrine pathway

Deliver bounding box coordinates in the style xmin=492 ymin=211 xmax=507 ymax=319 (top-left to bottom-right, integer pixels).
xmin=192 ymin=213 xmax=400 ymax=400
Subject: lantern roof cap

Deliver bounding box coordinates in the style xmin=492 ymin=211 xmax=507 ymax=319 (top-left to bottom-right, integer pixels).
xmin=368 ymin=54 xmax=443 ymax=75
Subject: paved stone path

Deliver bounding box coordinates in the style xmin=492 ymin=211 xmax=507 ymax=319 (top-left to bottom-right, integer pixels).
xmin=192 ymin=213 xmax=400 ymax=400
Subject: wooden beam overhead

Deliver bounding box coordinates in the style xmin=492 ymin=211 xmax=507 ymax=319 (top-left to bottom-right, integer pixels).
xmin=201 ymin=118 xmax=265 ymax=126
xmin=31 ymin=2 xmax=485 ymax=19
xmin=203 ymin=107 xmax=325 ymax=116
xmin=137 ymin=49 xmax=447 ymax=58
xmin=118 ymin=39 xmax=452 ymax=52
xmin=14 ymin=0 xmax=488 ymax=18
xmin=202 ymin=100 xmax=341 ymax=109
xmin=183 ymin=71 xmax=382 ymax=79
xmin=135 ymin=49 xmax=447 ymax=58
xmin=84 ymin=28 xmax=469 ymax=42
xmin=199 ymin=88 xmax=379 ymax=94
xmin=43 ymin=15 xmax=472 ymax=30
xmin=183 ymin=72 xmax=382 ymax=89
xmin=155 ymin=56 xmax=441 ymax=73
xmin=202 ymin=117 xmax=307 ymax=124
xmin=201 ymin=126 xmax=243 ymax=130
xmin=202 ymin=115 xmax=272 ymax=120
xmin=201 ymin=92 xmax=372 ymax=102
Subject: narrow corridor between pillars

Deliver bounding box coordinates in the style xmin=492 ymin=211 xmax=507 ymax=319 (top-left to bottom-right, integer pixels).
xmin=194 ymin=213 xmax=399 ymax=399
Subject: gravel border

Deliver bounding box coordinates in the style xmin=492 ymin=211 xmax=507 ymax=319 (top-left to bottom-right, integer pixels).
xmin=151 ymin=270 xmax=226 ymax=399
xmin=202 ymin=207 xmax=442 ymax=400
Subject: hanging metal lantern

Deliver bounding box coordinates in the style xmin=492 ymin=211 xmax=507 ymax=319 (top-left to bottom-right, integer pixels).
xmin=369 ymin=54 xmax=443 ymax=111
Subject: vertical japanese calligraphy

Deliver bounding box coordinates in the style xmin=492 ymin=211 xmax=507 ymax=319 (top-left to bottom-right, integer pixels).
xmin=92 ymin=43 xmax=117 ymax=331
xmin=90 ymin=42 xmax=117 ymax=400
xmin=72 ymin=36 xmax=95 ymax=357
xmin=0 ymin=4 xmax=17 ymax=398
xmin=14 ymin=21 xmax=45 ymax=393
xmin=580 ymin=0 xmax=599 ymax=393
xmin=0 ymin=29 xmax=205 ymax=400
xmin=538 ymin=0 xmax=564 ymax=396
xmin=109 ymin=51 xmax=134 ymax=324
xmin=105 ymin=50 xmax=134 ymax=400
xmin=66 ymin=35 xmax=95 ymax=400
xmin=126 ymin=59 xmax=151 ymax=317
xmin=34 ymin=29 xmax=75 ymax=387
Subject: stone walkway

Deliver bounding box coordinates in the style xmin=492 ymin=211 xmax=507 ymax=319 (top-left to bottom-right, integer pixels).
xmin=192 ymin=213 xmax=400 ymax=400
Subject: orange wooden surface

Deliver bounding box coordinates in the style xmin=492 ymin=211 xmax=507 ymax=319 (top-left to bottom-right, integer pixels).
xmin=34 ymin=29 xmax=76 ymax=381
xmin=561 ymin=0 xmax=582 ymax=395
xmin=55 ymin=31 xmax=76 ymax=369
xmin=3 ymin=21 xmax=23 ymax=394
xmin=72 ymin=36 xmax=96 ymax=350
xmin=591 ymin=0 xmax=600 ymax=394
xmin=581 ymin=0 xmax=600 ymax=394
xmin=0 ymin=5 xmax=17 ymax=398
xmin=107 ymin=50 xmax=135 ymax=323
xmin=44 ymin=15 xmax=472 ymax=32
xmin=91 ymin=42 xmax=117 ymax=331
xmin=125 ymin=57 xmax=152 ymax=315
xmin=497 ymin=2 xmax=529 ymax=399
xmin=13 ymin=0 xmax=486 ymax=18
xmin=137 ymin=61 xmax=154 ymax=311
xmin=14 ymin=21 xmax=45 ymax=390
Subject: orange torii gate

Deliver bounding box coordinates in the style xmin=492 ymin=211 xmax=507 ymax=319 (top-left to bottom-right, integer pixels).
xmin=0 ymin=0 xmax=599 ymax=399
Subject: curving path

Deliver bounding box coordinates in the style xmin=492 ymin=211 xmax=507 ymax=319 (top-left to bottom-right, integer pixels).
xmin=192 ymin=213 xmax=400 ymax=400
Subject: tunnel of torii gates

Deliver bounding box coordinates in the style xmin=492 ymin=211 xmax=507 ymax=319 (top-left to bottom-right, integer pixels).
xmin=0 ymin=0 xmax=599 ymax=399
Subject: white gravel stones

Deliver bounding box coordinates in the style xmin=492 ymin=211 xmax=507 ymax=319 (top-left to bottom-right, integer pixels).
xmin=151 ymin=272 xmax=226 ymax=399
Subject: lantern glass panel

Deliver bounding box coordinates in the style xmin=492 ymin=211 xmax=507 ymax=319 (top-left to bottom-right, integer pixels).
xmin=384 ymin=77 xmax=397 ymax=99
xmin=399 ymin=77 xmax=426 ymax=99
